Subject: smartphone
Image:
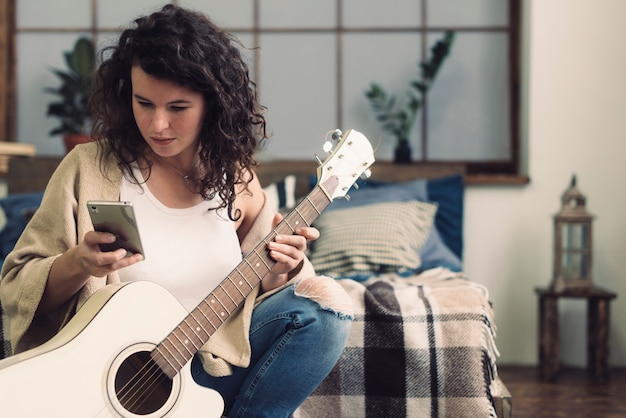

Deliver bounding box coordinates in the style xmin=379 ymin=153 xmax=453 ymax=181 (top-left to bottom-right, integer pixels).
xmin=87 ymin=200 xmax=145 ymax=257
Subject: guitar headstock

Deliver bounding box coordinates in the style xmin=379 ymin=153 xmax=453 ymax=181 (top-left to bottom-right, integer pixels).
xmin=316 ymin=129 xmax=375 ymax=200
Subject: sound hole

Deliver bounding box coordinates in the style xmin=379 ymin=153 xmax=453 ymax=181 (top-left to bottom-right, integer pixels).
xmin=114 ymin=350 xmax=173 ymax=415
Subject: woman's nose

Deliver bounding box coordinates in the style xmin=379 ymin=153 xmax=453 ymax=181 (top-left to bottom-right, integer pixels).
xmin=152 ymin=109 xmax=170 ymax=132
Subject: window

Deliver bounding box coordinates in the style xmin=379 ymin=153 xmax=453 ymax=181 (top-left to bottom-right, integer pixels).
xmin=2 ymin=0 xmax=522 ymax=182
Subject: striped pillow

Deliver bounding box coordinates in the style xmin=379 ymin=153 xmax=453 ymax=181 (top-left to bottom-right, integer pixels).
xmin=310 ymin=200 xmax=437 ymax=279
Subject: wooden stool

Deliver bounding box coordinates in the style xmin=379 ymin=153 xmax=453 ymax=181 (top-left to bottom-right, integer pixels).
xmin=535 ymin=286 xmax=617 ymax=383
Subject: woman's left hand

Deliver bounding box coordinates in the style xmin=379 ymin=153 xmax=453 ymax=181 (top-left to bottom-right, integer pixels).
xmin=262 ymin=213 xmax=319 ymax=293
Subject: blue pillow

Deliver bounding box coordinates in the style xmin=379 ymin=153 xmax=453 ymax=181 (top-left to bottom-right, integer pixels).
xmin=315 ymin=174 xmax=464 ymax=272
xmin=0 ymin=192 xmax=44 ymax=260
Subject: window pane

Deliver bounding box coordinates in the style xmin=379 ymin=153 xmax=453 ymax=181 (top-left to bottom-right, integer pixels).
xmin=181 ymin=0 xmax=254 ymax=29
xmin=429 ymin=0 xmax=508 ymax=26
xmin=260 ymin=0 xmax=336 ymax=28
xmin=427 ymin=32 xmax=510 ymax=161
xmin=258 ymin=34 xmax=337 ymax=159
xmin=17 ymin=0 xmax=91 ymax=28
xmin=343 ymin=0 xmax=421 ymax=28
xmin=97 ymin=0 xmax=165 ymax=29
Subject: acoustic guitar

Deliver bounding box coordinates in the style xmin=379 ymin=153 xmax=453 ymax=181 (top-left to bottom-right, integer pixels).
xmin=0 ymin=129 xmax=374 ymax=417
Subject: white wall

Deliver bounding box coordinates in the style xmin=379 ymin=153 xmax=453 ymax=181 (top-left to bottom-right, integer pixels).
xmin=466 ymin=0 xmax=626 ymax=367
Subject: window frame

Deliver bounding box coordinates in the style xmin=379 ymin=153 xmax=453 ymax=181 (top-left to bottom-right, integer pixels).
xmin=1 ymin=0 xmax=525 ymax=184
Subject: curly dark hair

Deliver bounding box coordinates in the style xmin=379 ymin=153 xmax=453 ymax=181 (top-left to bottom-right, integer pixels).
xmin=90 ymin=4 xmax=266 ymax=220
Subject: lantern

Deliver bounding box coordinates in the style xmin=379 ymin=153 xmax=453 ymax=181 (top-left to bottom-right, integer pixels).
xmin=552 ymin=175 xmax=594 ymax=291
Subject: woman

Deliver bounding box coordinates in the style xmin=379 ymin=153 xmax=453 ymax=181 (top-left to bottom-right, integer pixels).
xmin=0 ymin=5 xmax=352 ymax=417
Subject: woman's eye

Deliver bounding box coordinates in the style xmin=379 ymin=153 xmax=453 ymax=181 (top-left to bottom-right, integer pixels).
xmin=171 ymin=106 xmax=187 ymax=112
xmin=137 ymin=101 xmax=153 ymax=108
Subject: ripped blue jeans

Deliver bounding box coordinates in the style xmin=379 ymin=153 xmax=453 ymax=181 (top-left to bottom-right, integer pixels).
xmin=191 ymin=276 xmax=353 ymax=418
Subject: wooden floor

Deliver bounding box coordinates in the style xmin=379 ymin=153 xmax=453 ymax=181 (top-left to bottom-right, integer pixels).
xmin=497 ymin=365 xmax=626 ymax=418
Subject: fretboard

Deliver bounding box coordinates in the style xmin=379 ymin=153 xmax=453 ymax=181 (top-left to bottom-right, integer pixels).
xmin=151 ymin=179 xmax=337 ymax=378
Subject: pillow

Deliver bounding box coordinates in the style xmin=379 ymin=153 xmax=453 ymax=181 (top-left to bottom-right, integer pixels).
xmin=310 ymin=200 xmax=437 ymax=280
xmin=0 ymin=192 xmax=44 ymax=261
xmin=263 ymin=175 xmax=297 ymax=213
xmin=315 ymin=174 xmax=464 ymax=271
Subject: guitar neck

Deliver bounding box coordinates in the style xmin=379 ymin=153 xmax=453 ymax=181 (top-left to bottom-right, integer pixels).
xmin=151 ymin=181 xmax=336 ymax=377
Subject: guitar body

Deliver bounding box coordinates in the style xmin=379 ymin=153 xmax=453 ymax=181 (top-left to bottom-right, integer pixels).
xmin=0 ymin=281 xmax=224 ymax=417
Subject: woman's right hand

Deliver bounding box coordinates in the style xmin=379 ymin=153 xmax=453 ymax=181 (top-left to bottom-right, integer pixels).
xmin=38 ymin=231 xmax=143 ymax=314
xmin=79 ymin=231 xmax=144 ymax=277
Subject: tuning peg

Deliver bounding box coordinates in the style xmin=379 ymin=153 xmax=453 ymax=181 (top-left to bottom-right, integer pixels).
xmin=361 ymin=168 xmax=372 ymax=180
xmin=322 ymin=141 xmax=333 ymax=153
xmin=331 ymin=129 xmax=343 ymax=141
xmin=314 ymin=154 xmax=323 ymax=165
xmin=352 ymin=183 xmax=360 ymax=190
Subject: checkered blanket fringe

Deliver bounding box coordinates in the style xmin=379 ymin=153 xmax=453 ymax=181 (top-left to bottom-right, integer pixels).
xmin=295 ymin=268 xmax=499 ymax=418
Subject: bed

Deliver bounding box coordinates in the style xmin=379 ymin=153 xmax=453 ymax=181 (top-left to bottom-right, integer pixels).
xmin=0 ymin=154 xmax=510 ymax=418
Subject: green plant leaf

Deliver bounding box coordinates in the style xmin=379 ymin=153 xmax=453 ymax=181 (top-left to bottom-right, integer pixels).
xmin=70 ymin=38 xmax=96 ymax=77
xmin=45 ymin=37 xmax=95 ymax=136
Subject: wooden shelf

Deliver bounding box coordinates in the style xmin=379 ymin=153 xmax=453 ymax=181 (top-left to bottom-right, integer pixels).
xmin=0 ymin=142 xmax=37 ymax=175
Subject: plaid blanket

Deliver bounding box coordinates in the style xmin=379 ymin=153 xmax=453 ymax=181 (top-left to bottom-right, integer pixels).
xmin=295 ymin=268 xmax=499 ymax=418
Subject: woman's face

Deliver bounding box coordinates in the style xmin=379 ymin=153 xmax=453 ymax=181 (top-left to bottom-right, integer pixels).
xmin=131 ymin=65 xmax=206 ymax=160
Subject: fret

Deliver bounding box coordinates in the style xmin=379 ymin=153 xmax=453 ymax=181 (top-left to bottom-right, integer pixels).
xmin=244 ymin=259 xmax=263 ymax=281
xmin=180 ymin=318 xmax=204 ymax=348
xmin=218 ymin=283 xmax=238 ymax=306
xmin=282 ymin=217 xmax=295 ymax=233
xmin=204 ymin=297 xmax=228 ymax=322
xmin=188 ymin=311 xmax=211 ymax=339
xmin=252 ymin=249 xmax=272 ymax=271
xmin=200 ymin=300 xmax=221 ymax=329
xmin=234 ymin=266 xmax=254 ymax=291
xmin=159 ymin=339 xmax=185 ymax=370
xmin=171 ymin=329 xmax=196 ymax=355
xmin=193 ymin=305 xmax=218 ymax=333
xmin=211 ymin=292 xmax=231 ymax=316
xmin=304 ymin=195 xmax=322 ymax=215
xmin=225 ymin=275 xmax=247 ymax=298
xmin=275 ymin=222 xmax=295 ymax=236
xmin=292 ymin=207 xmax=309 ymax=227
xmin=151 ymin=346 xmax=178 ymax=379
xmin=150 ymin=347 xmax=177 ymax=378
xmin=212 ymin=286 xmax=236 ymax=314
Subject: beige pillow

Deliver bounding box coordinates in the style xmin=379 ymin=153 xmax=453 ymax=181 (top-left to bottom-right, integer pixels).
xmin=310 ymin=200 xmax=437 ymax=278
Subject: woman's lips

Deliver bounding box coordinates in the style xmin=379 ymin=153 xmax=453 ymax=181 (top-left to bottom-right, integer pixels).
xmin=151 ymin=137 xmax=175 ymax=145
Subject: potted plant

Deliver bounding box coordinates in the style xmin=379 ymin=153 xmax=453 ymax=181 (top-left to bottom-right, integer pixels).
xmin=45 ymin=37 xmax=96 ymax=153
xmin=365 ymin=31 xmax=455 ymax=163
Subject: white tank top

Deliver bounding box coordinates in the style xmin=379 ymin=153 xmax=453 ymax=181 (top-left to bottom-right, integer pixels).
xmin=118 ymin=165 xmax=243 ymax=312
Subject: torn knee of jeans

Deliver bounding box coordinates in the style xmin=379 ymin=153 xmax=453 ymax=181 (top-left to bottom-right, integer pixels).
xmin=294 ymin=276 xmax=354 ymax=318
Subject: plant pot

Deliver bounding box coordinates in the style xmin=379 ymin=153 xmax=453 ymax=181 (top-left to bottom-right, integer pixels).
xmin=63 ymin=133 xmax=93 ymax=154
xmin=394 ymin=140 xmax=412 ymax=164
